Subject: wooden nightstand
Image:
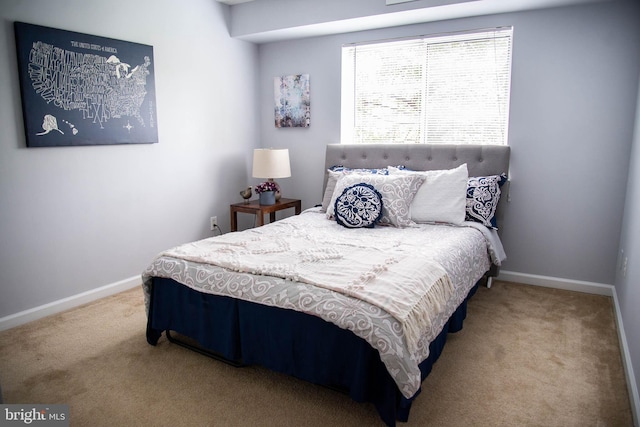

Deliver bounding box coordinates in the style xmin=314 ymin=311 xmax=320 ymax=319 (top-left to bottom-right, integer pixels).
xmin=230 ymin=198 xmax=302 ymax=232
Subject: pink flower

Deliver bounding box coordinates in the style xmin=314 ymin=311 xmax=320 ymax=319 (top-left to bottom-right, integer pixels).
xmin=255 ymin=181 xmax=278 ymax=193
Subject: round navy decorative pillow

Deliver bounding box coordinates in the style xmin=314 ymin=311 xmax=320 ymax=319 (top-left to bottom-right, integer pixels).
xmin=334 ymin=183 xmax=383 ymax=228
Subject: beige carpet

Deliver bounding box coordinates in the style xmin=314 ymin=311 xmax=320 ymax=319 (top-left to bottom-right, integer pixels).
xmin=0 ymin=280 xmax=633 ymax=426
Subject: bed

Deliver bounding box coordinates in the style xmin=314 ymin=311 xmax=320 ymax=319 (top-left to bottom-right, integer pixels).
xmin=143 ymin=143 xmax=510 ymax=426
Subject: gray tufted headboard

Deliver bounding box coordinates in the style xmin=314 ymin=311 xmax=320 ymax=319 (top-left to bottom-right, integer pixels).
xmin=324 ymin=143 xmax=510 ymax=182
xmin=323 ymin=143 xmax=511 ymax=229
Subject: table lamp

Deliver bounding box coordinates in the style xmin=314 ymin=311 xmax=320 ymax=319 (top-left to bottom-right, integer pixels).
xmin=252 ymin=148 xmax=291 ymax=201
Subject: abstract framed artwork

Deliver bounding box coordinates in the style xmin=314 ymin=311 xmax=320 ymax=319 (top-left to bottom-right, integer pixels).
xmin=274 ymin=74 xmax=310 ymax=128
xmin=14 ymin=22 xmax=158 ymax=147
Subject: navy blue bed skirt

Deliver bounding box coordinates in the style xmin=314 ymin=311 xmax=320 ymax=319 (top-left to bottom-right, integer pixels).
xmin=147 ymin=277 xmax=479 ymax=426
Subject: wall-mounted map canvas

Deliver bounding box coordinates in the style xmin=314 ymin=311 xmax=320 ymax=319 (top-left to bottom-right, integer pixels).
xmin=14 ymin=22 xmax=158 ymax=147
xmin=274 ymin=74 xmax=310 ymax=128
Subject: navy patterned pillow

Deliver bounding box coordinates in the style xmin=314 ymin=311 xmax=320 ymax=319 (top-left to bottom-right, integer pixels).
xmin=465 ymin=173 xmax=508 ymax=229
xmin=334 ymin=183 xmax=383 ymax=228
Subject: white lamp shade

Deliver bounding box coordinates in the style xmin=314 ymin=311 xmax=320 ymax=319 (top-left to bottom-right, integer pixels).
xmin=252 ymin=148 xmax=291 ymax=179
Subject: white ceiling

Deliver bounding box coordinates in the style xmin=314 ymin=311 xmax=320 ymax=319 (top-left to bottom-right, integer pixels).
xmin=216 ymin=0 xmax=254 ymax=4
xmin=215 ymin=0 xmax=611 ymax=43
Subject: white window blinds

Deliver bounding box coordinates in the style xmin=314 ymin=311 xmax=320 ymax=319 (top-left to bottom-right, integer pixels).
xmin=341 ymin=28 xmax=513 ymax=145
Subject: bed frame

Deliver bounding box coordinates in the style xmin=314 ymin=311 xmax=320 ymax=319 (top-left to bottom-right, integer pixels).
xmin=324 ymin=143 xmax=510 ymax=232
xmin=146 ymin=143 xmax=510 ymax=426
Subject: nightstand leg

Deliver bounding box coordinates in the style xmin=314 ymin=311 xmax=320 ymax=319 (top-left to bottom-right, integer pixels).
xmin=230 ymin=208 xmax=238 ymax=232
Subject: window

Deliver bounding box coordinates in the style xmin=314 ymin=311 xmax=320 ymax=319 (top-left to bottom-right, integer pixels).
xmin=341 ymin=27 xmax=513 ymax=145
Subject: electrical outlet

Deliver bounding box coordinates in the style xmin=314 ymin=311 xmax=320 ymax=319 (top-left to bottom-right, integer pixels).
xmin=622 ymin=256 xmax=628 ymax=278
xmin=210 ymin=216 xmax=217 ymax=231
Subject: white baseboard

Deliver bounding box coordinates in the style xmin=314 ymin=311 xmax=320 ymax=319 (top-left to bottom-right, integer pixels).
xmin=0 ymin=275 xmax=141 ymax=332
xmin=498 ymin=270 xmax=638 ymax=426
xmin=497 ymin=270 xmax=614 ymax=296
xmin=612 ymin=290 xmax=640 ymax=427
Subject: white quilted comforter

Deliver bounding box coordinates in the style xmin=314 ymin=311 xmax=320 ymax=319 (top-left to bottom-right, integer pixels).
xmin=142 ymin=208 xmax=504 ymax=399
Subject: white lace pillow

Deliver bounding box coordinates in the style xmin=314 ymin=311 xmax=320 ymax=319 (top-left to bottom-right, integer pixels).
xmin=389 ymin=164 xmax=468 ymax=225
xmin=326 ymin=174 xmax=425 ymax=227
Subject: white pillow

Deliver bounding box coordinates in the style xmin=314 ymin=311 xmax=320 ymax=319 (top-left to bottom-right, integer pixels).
xmin=326 ymin=173 xmax=425 ymax=227
xmin=389 ymin=164 xmax=468 ymax=225
xmin=320 ymin=170 xmax=342 ymax=212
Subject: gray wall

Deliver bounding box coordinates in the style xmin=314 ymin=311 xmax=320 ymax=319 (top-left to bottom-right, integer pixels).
xmin=259 ymin=1 xmax=640 ymax=286
xmin=617 ymin=77 xmax=640 ymax=409
xmin=0 ymin=0 xmax=259 ymax=317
